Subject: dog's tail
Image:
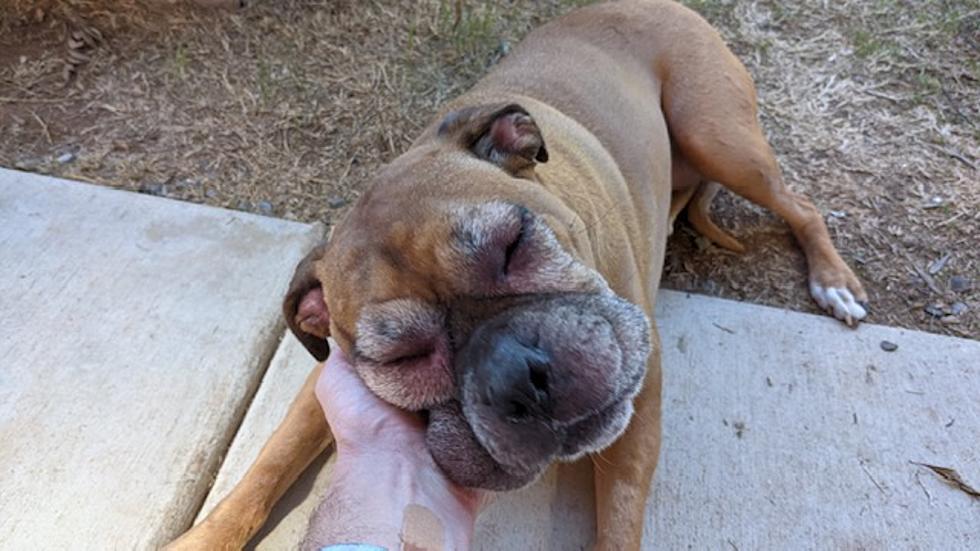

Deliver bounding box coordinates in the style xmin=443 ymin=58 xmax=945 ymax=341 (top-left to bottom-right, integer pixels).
xmin=686 ymin=181 xmax=745 ymax=253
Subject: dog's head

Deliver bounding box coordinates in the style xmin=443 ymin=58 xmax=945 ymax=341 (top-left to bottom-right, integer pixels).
xmin=284 ymin=102 xmax=651 ymax=490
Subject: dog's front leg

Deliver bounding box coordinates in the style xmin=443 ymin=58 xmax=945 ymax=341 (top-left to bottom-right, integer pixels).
xmin=166 ymin=363 xmax=332 ymax=550
xmin=593 ymin=326 xmax=663 ymax=550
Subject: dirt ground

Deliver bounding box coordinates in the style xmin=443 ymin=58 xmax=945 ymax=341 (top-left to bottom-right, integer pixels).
xmin=1 ymin=0 xmax=977 ymax=339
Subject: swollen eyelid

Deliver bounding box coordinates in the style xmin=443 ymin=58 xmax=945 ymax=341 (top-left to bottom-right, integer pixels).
xmin=355 ymin=299 xmax=445 ymax=362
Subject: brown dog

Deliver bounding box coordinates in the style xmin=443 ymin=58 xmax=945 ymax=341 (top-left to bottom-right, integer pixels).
xmin=168 ymin=1 xmax=868 ymax=548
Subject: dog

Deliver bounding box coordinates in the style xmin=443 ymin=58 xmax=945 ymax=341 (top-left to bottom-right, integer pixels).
xmin=167 ymin=1 xmax=868 ymax=548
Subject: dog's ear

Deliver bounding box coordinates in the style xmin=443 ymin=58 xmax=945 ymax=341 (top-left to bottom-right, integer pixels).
xmin=439 ymin=103 xmax=548 ymax=174
xmin=283 ymin=242 xmax=331 ymax=361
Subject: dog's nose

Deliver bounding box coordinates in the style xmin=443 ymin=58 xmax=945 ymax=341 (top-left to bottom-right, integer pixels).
xmin=475 ymin=334 xmax=551 ymax=420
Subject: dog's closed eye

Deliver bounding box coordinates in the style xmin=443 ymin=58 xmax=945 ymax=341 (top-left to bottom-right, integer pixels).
xmin=354 ymin=298 xmax=454 ymax=410
xmin=355 ymin=299 xmax=447 ymax=365
xmin=450 ymin=202 xmax=534 ymax=286
xmin=361 ymin=343 xmax=437 ymax=367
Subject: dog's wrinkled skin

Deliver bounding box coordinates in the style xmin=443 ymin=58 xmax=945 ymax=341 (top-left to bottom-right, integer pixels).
xmin=318 ymin=192 xmax=654 ymax=490
xmin=429 ymin=291 xmax=651 ymax=489
xmin=168 ymin=1 xmax=868 ymax=549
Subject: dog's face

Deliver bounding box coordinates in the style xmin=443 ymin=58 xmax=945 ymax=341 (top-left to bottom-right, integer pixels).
xmin=284 ymin=103 xmax=651 ymax=490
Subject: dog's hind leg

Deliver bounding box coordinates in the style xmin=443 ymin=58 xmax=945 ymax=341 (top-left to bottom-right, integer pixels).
xmin=165 ymin=363 xmax=331 ymax=551
xmin=670 ymin=147 xmax=745 ymax=252
xmin=686 ymin=181 xmax=746 ymax=253
xmin=659 ymin=12 xmax=868 ymax=324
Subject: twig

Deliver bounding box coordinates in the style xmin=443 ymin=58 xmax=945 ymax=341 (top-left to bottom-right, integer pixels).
xmin=0 ymin=96 xmax=64 ymax=104
xmin=30 ymin=111 xmax=53 ymax=145
xmin=712 ymin=322 xmax=736 ymax=334
xmin=913 ymin=471 xmax=932 ymax=502
xmin=929 ymin=143 xmax=976 ymax=170
xmin=907 ymin=258 xmax=942 ymax=295
xmin=860 ymin=461 xmax=886 ymax=494
xmin=936 ymin=212 xmax=964 ymax=228
xmin=940 ymin=88 xmax=972 ymax=127
xmin=863 ymin=89 xmax=904 ymax=103
xmin=452 ymin=0 xmax=463 ymax=29
xmin=840 ymin=165 xmax=876 ymax=175
xmin=336 ymin=156 xmax=356 ymax=188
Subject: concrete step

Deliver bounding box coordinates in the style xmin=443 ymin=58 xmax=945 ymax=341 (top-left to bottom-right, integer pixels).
xmin=0 ymin=168 xmax=323 ymax=549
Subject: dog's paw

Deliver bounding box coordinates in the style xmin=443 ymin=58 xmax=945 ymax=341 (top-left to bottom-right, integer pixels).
xmin=809 ymin=279 xmax=868 ymax=326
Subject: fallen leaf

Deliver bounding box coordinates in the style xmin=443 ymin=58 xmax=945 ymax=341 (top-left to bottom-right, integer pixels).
xmin=910 ymin=461 xmax=980 ymax=500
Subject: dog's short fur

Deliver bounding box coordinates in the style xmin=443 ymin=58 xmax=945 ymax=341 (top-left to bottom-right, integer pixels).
xmin=168 ymin=1 xmax=867 ymax=548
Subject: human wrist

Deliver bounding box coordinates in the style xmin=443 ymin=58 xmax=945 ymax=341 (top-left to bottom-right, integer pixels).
xmin=330 ymin=444 xmax=480 ymax=549
xmin=331 ymin=409 xmax=427 ymax=459
xmin=334 ymin=442 xmax=480 ymax=517
xmin=333 ymin=421 xmax=425 ymax=462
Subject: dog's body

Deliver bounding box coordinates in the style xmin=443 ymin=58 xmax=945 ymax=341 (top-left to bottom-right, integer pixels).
xmin=169 ymin=1 xmax=867 ymax=548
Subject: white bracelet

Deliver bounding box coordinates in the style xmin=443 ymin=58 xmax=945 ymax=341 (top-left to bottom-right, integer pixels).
xmin=319 ymin=545 xmax=388 ymax=551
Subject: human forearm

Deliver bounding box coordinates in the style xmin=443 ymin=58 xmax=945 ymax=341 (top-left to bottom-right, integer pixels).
xmin=302 ymin=448 xmax=479 ymax=551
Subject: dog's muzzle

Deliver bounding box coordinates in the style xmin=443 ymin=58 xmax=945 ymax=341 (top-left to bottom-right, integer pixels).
xmin=426 ymin=292 xmax=651 ymax=490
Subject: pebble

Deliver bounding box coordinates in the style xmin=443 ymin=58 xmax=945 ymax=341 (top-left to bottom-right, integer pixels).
xmin=924 ymin=303 xmax=944 ymax=318
xmin=327 ymin=195 xmax=347 ymax=209
xmin=694 ymin=236 xmax=711 ymax=252
xmin=880 ymin=340 xmax=898 ymax=352
xmin=257 ymin=201 xmax=273 ymax=215
xmin=700 ymin=278 xmax=722 ymax=295
xmin=56 ymin=152 xmax=76 ymax=164
xmin=139 ymin=182 xmax=165 ymax=196
xmin=950 ymin=302 xmax=968 ymax=316
xmin=205 ymin=189 xmax=217 ymax=198
xmin=950 ymin=276 xmax=973 ymax=293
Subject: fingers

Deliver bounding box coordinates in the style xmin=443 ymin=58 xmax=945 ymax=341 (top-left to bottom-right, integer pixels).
xmin=318 ymin=344 xmax=429 ymax=452
xmin=316 ymin=346 xmax=410 ymax=427
xmin=315 ymin=347 xmax=366 ymax=418
xmin=319 ymin=347 xmax=357 ymax=398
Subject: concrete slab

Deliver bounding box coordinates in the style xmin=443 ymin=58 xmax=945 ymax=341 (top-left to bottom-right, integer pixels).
xmin=0 ymin=168 xmax=323 ymax=549
xmin=201 ymin=290 xmax=979 ymax=549
xmin=195 ymin=333 xmax=337 ymax=549
xmin=647 ymin=291 xmax=979 ymax=550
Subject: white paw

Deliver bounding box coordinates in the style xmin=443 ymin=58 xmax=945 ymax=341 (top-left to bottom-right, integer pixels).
xmin=809 ymin=281 xmax=867 ymax=325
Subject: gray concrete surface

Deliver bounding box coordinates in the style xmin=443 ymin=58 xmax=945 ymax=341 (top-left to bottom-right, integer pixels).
xmin=202 ymin=291 xmax=980 ymax=550
xmin=0 ymin=168 xmax=322 ymax=549
xmin=3 ymin=167 xmax=977 ymax=549
xmin=646 ymin=291 xmax=979 ymax=550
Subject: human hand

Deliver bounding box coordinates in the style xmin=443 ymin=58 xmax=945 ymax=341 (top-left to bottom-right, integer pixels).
xmin=304 ymin=347 xmax=482 ymax=551
xmin=314 ymin=345 xmax=428 ymax=457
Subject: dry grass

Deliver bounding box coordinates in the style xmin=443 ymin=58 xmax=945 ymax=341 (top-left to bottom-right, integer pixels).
xmin=1 ymin=0 xmax=976 ymax=338
xmin=664 ymin=0 xmax=979 ymax=339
